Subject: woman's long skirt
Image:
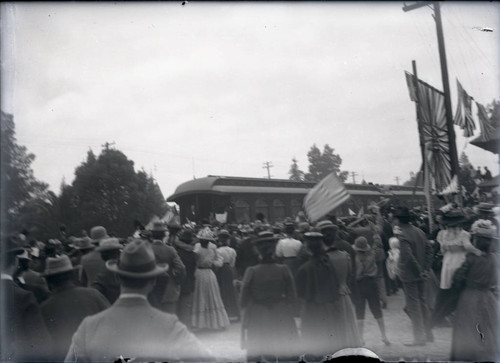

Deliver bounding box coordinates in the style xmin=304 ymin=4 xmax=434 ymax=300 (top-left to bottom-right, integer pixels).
xmin=301 ymin=295 xmax=361 ymax=358
xmin=191 ymin=268 xmax=230 ymax=330
xmin=450 ymin=288 xmax=498 ymax=362
xmin=242 ymin=300 xmax=299 ymax=361
xmin=215 ymin=263 xmax=240 ymax=319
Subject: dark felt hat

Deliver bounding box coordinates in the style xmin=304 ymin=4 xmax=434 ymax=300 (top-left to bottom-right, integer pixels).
xmin=353 ymin=236 xmax=371 ymax=252
xmin=106 ymin=239 xmax=168 ymax=278
xmin=393 ymin=206 xmax=411 ymax=219
xmin=178 ymin=229 xmax=194 ymax=243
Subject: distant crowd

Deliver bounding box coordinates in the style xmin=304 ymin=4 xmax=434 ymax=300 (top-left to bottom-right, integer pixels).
xmin=1 ymin=198 xmax=499 ymax=362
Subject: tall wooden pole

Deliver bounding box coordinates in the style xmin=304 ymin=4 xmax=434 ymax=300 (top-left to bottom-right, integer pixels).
xmin=433 ymin=2 xmax=460 ymax=179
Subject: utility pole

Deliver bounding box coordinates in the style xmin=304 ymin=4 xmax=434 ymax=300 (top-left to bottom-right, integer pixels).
xmin=403 ymin=1 xmax=460 ymax=178
xmin=101 ymin=141 xmax=115 ymax=151
xmin=394 ymin=176 xmax=400 ymax=186
xmin=262 ymin=161 xmax=273 ymax=179
xmin=350 ymin=171 xmax=358 ymax=184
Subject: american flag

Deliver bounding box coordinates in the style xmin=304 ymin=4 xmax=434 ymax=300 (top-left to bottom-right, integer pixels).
xmin=303 ymin=172 xmax=350 ymax=223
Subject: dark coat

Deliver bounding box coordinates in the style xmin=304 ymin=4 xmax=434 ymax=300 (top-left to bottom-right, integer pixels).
xmin=149 ymin=242 xmax=186 ymax=307
xmin=91 ymin=269 xmax=121 ymax=304
xmin=80 ymin=250 xmax=106 ymax=286
xmin=174 ymin=244 xmax=197 ymax=295
xmin=1 ymin=279 xmax=52 ymax=361
xmin=18 ymin=269 xmax=51 ymax=303
xmin=41 ymin=285 xmax=110 ymax=360
xmin=397 ymin=224 xmax=433 ymax=282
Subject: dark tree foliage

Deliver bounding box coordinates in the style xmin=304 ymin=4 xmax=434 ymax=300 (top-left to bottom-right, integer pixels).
xmin=303 ymin=144 xmax=348 ymax=183
xmin=288 ymin=157 xmax=305 ymax=181
xmin=59 ymin=146 xmax=168 ymax=237
xmin=1 ymin=111 xmax=49 ymax=236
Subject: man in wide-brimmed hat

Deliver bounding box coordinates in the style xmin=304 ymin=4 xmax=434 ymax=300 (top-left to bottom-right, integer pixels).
xmin=90 ymin=238 xmax=123 ymax=304
xmin=1 ymin=236 xmax=52 ymax=361
xmin=65 ymin=239 xmax=211 ymax=362
xmin=392 ymin=206 xmax=434 ymax=346
xmin=147 ymin=221 xmax=186 ymax=314
xmin=16 ymin=249 xmax=50 ymax=303
xmin=80 ymin=226 xmax=110 ymax=286
xmin=40 ymin=254 xmax=109 ymax=361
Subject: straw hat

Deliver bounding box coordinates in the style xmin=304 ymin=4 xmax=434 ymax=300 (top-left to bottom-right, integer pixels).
xmin=70 ymin=237 xmax=95 ymax=251
xmin=43 ymin=255 xmax=78 ymax=277
xmin=106 ymin=239 xmax=168 ymax=278
xmin=303 ymin=231 xmax=324 ymax=240
xmin=316 ymin=220 xmax=338 ymax=231
xmin=471 ymin=219 xmax=498 ymax=240
xmin=95 ymin=237 xmax=123 ymax=252
xmin=196 ymin=227 xmax=216 ymax=242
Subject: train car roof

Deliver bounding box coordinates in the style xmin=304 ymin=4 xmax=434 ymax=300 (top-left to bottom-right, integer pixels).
xmin=167 ymin=175 xmax=421 ymax=201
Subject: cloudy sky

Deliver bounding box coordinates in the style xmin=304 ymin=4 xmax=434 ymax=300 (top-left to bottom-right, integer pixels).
xmin=2 ymin=2 xmax=499 ymax=199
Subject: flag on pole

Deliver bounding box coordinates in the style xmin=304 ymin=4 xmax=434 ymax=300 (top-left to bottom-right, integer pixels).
xmin=405 ymin=71 xmax=417 ymax=102
xmin=476 ymin=102 xmax=496 ymax=142
xmin=405 ymin=70 xmax=452 ymax=193
xmin=303 ymin=172 xmax=350 ymax=223
xmin=348 ymin=208 xmax=356 ymax=216
xmin=453 ymin=79 xmax=476 ymax=137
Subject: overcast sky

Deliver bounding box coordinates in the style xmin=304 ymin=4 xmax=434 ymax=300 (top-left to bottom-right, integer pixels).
xmin=2 ymin=2 xmax=499 ymax=199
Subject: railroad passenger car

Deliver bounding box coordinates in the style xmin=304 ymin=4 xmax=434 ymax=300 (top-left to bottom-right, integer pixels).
xmin=167 ymin=175 xmax=427 ymax=224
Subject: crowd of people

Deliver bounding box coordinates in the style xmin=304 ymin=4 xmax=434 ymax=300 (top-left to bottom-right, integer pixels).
xmin=1 ymin=199 xmax=499 ymax=362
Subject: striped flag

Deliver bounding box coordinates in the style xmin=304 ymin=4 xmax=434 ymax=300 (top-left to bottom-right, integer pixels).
xmin=453 ymin=80 xmax=476 ymax=137
xmin=303 ymin=172 xmax=350 ymax=223
xmin=476 ymin=102 xmax=496 ymax=141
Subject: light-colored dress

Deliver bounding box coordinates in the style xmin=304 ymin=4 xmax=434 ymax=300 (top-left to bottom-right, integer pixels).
xmin=437 ymin=229 xmax=476 ymax=289
xmin=191 ymin=242 xmax=230 ymax=329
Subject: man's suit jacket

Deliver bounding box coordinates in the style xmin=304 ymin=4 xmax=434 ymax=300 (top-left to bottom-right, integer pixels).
xmin=397 ymin=224 xmax=433 ymax=283
xmin=64 ymin=296 xmax=211 ymax=362
xmin=41 ymin=285 xmax=110 ymax=361
xmin=1 ymin=279 xmax=52 ymax=361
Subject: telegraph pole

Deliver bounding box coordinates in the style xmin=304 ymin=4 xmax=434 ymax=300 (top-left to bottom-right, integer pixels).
xmin=351 ymin=171 xmax=358 ymax=184
xmin=262 ymin=161 xmax=273 ymax=179
xmin=403 ymin=1 xmax=460 ymax=178
xmin=394 ymin=176 xmax=400 ymax=186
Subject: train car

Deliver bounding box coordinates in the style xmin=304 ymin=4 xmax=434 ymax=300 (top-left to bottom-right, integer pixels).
xmin=167 ymin=175 xmax=427 ymax=224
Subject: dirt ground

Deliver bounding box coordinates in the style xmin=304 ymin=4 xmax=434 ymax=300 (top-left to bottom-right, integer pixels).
xmin=195 ymin=291 xmax=453 ymax=362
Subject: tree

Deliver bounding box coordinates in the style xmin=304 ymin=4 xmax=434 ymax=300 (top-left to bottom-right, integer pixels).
xmin=304 ymin=144 xmax=348 ymax=182
xmin=459 ymin=151 xmax=471 ymax=168
xmin=288 ymin=157 xmax=305 ymax=181
xmin=59 ymin=146 xmax=168 ymax=236
xmin=402 ymin=171 xmax=423 ymax=187
xmin=1 ymin=111 xmax=49 ymax=236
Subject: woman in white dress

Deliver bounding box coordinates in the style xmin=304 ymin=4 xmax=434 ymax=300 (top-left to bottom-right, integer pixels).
xmin=431 ymin=209 xmax=481 ymax=326
xmin=191 ymin=228 xmax=230 ymax=330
